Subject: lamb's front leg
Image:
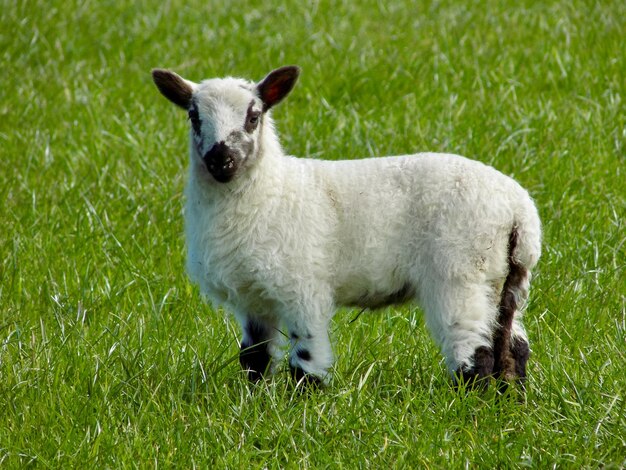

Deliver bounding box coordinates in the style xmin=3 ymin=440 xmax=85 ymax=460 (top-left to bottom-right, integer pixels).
xmin=285 ymin=314 xmax=334 ymax=386
xmin=237 ymin=314 xmax=281 ymax=382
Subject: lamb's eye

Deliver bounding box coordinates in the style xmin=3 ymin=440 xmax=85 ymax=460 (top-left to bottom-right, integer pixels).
xmin=244 ymin=111 xmax=261 ymax=133
xmin=188 ymin=108 xmax=199 ymax=122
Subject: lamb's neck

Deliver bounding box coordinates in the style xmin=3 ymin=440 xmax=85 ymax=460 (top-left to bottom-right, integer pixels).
xmin=257 ymin=123 xmax=285 ymax=166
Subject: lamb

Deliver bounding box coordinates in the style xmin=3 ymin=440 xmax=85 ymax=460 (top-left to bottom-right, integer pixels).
xmin=151 ymin=65 xmax=542 ymax=388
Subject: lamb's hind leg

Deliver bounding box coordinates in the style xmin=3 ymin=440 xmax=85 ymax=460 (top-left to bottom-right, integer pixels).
xmin=510 ymin=319 xmax=530 ymax=385
xmin=420 ymin=278 xmax=499 ymax=388
xmin=493 ymin=235 xmax=532 ymax=390
xmin=494 ymin=281 xmax=531 ymax=389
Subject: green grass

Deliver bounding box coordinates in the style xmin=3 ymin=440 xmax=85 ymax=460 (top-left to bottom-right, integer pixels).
xmin=1 ymin=0 xmax=624 ymax=467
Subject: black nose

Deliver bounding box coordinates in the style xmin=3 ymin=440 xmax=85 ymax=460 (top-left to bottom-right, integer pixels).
xmin=203 ymin=141 xmax=238 ymax=183
xmin=204 ymin=141 xmax=227 ymax=162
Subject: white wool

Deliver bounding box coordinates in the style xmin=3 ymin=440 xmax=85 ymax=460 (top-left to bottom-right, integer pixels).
xmin=155 ymin=69 xmax=542 ymax=384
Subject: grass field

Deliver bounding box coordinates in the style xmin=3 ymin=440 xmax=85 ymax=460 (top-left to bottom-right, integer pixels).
xmin=1 ymin=0 xmax=624 ymax=467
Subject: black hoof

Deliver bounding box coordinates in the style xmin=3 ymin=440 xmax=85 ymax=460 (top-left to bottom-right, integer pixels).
xmin=495 ymin=338 xmax=530 ymax=394
xmin=454 ymin=346 xmax=494 ymax=391
xmin=289 ymin=365 xmax=323 ymax=388
xmin=239 ymin=341 xmax=271 ymax=382
xmin=511 ymin=337 xmax=530 ymax=385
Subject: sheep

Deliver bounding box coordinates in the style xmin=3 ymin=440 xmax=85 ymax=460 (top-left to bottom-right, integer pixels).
xmin=151 ymin=65 xmax=542 ymax=388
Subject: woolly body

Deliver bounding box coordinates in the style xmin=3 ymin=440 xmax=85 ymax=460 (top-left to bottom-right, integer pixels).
xmin=153 ymin=67 xmax=542 ymax=385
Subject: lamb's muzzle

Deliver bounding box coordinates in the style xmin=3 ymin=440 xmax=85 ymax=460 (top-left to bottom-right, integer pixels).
xmin=203 ymin=141 xmax=238 ymax=183
xmin=151 ymin=65 xmax=542 ymax=391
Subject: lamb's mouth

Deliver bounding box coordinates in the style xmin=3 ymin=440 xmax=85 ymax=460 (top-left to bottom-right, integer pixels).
xmin=203 ymin=154 xmax=238 ymax=183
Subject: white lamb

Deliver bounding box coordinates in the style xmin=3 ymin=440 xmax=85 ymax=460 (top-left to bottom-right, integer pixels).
xmin=152 ymin=66 xmax=542 ymax=388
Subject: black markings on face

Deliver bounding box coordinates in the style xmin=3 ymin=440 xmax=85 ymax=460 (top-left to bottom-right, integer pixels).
xmin=202 ymin=141 xmax=238 ymax=183
xmin=244 ymin=100 xmax=261 ymax=133
xmin=188 ymin=101 xmax=202 ymax=137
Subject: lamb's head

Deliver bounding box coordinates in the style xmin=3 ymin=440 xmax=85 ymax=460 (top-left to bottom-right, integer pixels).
xmin=152 ymin=66 xmax=300 ymax=183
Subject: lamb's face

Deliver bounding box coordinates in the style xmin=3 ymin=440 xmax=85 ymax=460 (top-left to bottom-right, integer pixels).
xmin=152 ymin=66 xmax=300 ymax=184
xmin=189 ymin=79 xmax=263 ymax=183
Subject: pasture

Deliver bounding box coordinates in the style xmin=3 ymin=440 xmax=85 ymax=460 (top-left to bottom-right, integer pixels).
xmin=1 ymin=0 xmax=624 ymax=467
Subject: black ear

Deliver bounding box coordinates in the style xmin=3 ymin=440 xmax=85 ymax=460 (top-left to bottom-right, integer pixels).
xmin=152 ymin=68 xmax=194 ymax=109
xmin=256 ymin=66 xmax=300 ymax=111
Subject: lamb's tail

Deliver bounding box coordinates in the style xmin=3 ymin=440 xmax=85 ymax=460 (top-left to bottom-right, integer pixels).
xmin=492 ymin=211 xmax=541 ymax=383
